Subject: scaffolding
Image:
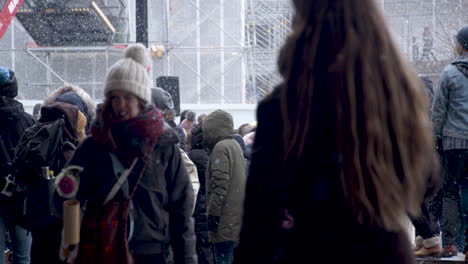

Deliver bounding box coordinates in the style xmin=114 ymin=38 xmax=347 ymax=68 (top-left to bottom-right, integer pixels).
xmin=379 ymin=0 xmax=468 ymax=78
xmin=1 ymin=0 xmax=294 ymax=103
xmin=147 ymin=0 xmax=292 ymax=104
xmin=0 ymin=0 xmax=129 ymax=101
xmin=245 ymin=0 xmax=292 ymax=100
xmin=140 ymin=0 xmax=242 ymax=104
xmin=2 ymin=0 xmax=467 ymax=104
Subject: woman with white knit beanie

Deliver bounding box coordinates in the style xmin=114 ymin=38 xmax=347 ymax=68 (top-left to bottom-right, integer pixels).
xmin=55 ymin=44 xmax=197 ymax=264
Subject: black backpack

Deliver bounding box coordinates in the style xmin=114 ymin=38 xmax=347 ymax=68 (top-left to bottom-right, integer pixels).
xmin=13 ymin=117 xmax=77 ymax=231
xmin=14 ymin=118 xmax=76 ymax=184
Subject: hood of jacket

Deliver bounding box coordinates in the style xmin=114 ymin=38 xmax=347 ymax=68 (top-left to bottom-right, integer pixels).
xmin=158 ymin=121 xmax=180 ymax=146
xmin=452 ymin=53 xmax=468 ymax=77
xmin=43 ymin=85 xmax=96 ymax=122
xmin=202 ymin=110 xmax=234 ymax=150
xmin=190 ymin=124 xmax=204 ymax=150
xmin=0 ymin=96 xmax=25 ymax=125
xmin=40 ymin=102 xmax=80 ymax=140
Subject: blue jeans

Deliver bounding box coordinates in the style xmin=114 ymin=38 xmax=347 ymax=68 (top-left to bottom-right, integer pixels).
xmin=0 ymin=217 xmax=31 ymax=264
xmin=213 ymin=241 xmax=236 ymax=264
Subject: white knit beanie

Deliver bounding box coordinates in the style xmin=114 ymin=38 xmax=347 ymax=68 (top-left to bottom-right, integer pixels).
xmin=124 ymin=43 xmax=151 ymax=69
xmin=104 ymin=43 xmax=151 ymax=104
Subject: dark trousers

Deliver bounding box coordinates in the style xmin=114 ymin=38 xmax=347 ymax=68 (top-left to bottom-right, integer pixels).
xmin=411 ymin=201 xmax=440 ymax=239
xmin=30 ymin=222 xmax=63 ymax=264
xmin=213 ymin=241 xmax=236 ymax=264
xmin=196 ymin=232 xmax=214 ymax=264
xmin=134 ymin=253 xmax=168 ymax=264
xmin=441 ymin=149 xmax=468 ymax=250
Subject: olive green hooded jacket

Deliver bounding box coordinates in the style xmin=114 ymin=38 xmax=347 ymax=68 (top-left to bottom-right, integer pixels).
xmin=203 ymin=110 xmax=246 ymax=243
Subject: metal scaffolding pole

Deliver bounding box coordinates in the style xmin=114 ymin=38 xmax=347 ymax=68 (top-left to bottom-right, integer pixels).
xmin=245 ymin=0 xmax=291 ymax=99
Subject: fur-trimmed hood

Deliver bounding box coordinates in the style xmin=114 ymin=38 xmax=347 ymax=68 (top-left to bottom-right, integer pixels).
xmin=43 ymin=85 xmax=96 ymax=123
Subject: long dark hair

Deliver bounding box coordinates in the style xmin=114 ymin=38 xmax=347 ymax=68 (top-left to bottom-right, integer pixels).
xmin=279 ymin=0 xmax=435 ymax=230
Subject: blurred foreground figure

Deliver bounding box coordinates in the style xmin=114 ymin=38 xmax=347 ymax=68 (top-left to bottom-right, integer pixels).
xmin=235 ymin=1 xmax=438 ymax=263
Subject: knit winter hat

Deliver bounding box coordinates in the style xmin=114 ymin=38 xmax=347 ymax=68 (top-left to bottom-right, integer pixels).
xmin=124 ymin=43 xmax=151 ymax=70
xmin=151 ymin=87 xmax=174 ymax=111
xmin=457 ymin=25 xmax=468 ymax=50
xmin=0 ymin=67 xmax=18 ymax=98
xmin=56 ymin=92 xmax=86 ymax=115
xmin=104 ymin=44 xmax=151 ymax=104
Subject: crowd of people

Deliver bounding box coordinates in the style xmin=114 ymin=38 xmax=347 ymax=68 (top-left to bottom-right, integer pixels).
xmin=0 ymin=41 xmax=254 ymax=264
xmin=0 ymin=0 xmax=467 ymax=263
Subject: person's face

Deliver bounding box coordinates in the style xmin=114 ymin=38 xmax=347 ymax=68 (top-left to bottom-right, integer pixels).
xmin=109 ymin=90 xmax=141 ymax=120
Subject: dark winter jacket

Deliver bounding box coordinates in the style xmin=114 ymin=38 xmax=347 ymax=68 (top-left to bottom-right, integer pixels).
xmin=234 ymin=86 xmax=415 ymax=264
xmin=244 ymin=143 xmax=252 ymax=177
xmin=187 ymin=125 xmax=209 ymax=233
xmin=14 ymin=102 xmax=79 ymax=231
xmin=233 ymin=134 xmax=249 ymax=176
xmin=0 ymin=97 xmax=35 ymax=216
xmin=232 ymin=134 xmax=246 ymax=156
xmin=0 ymin=97 xmax=35 ymax=161
xmin=203 ymin=110 xmax=246 ymax=243
xmin=59 ymin=125 xmax=197 ymax=262
xmin=168 ymin=120 xmax=187 ymax=151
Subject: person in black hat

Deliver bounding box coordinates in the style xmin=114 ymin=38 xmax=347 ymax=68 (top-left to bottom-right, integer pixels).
xmin=0 ymin=67 xmax=35 ymax=264
xmin=456 ymin=25 xmax=468 ymax=53
xmin=152 ymin=87 xmax=187 ymax=151
xmin=44 ymin=85 xmax=97 ymax=132
xmin=432 ymin=25 xmax=468 ymax=258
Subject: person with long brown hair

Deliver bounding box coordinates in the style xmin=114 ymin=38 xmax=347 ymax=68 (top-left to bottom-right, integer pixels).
xmin=235 ymin=0 xmax=438 ymax=263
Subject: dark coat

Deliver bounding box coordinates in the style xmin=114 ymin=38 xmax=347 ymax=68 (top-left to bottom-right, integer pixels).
xmin=234 ymin=86 xmax=415 ymax=264
xmin=61 ymin=126 xmax=197 ymax=262
xmin=0 ymin=97 xmax=35 ymax=216
xmin=203 ymin=110 xmax=246 ymax=243
xmin=13 ymin=102 xmax=83 ymax=231
xmin=0 ymin=97 xmax=35 ymax=160
xmin=187 ymin=125 xmax=209 ymax=233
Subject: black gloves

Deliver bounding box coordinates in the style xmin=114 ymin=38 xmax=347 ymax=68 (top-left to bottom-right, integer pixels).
xmin=208 ymin=215 xmax=220 ymax=232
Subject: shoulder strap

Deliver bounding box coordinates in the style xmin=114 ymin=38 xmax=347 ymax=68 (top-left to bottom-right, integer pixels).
xmin=0 ymin=133 xmax=12 ymax=175
xmin=104 ymin=154 xmax=138 ymax=205
xmin=0 ymin=133 xmax=12 ymax=164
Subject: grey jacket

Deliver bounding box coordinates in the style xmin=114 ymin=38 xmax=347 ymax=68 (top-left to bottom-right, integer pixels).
xmin=432 ymin=53 xmax=468 ymax=138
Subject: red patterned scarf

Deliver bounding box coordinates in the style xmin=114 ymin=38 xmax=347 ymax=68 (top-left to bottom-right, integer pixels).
xmin=91 ymin=105 xmax=164 ymax=166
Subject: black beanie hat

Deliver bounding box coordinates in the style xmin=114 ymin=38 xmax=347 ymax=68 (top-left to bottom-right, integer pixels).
xmin=56 ymin=92 xmax=86 ymax=114
xmin=457 ymin=26 xmax=468 ymax=50
xmin=0 ymin=67 xmax=18 ymax=98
